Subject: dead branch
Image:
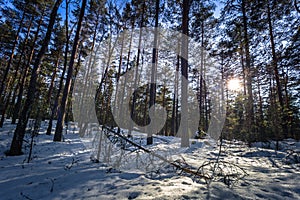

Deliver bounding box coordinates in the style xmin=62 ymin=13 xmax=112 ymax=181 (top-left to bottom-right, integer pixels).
xmin=101 ymin=126 xmax=248 ymax=185
xmin=20 ymin=192 xmax=33 ymax=200
xmin=48 ymin=178 xmax=55 ymax=192
xmin=102 ymin=126 xmax=212 ymax=180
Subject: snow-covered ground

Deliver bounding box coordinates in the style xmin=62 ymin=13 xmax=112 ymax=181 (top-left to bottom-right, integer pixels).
xmin=0 ymin=119 xmax=299 ymax=200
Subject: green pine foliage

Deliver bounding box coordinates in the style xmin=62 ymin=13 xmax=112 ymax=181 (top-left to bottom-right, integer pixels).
xmin=0 ymin=0 xmax=299 ymax=154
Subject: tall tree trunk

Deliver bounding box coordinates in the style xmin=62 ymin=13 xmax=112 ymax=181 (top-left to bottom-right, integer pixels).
xmin=42 ymin=54 xmax=61 ymax=125
xmin=0 ymin=12 xmax=25 ymax=99
xmin=241 ymin=0 xmax=254 ymax=139
xmin=148 ymin=0 xmax=160 ymax=145
xmin=46 ymin=0 xmax=70 ymax=135
xmin=199 ymin=20 xmax=205 ymax=131
xmin=181 ymin=0 xmax=190 ymax=147
xmin=171 ymin=52 xmax=180 ymax=136
xmin=8 ymin=0 xmax=63 ymax=156
xmin=114 ymin=27 xmax=125 ymax=134
xmin=0 ymin=78 xmax=12 ymax=127
xmin=129 ymin=1 xmax=145 ymax=137
xmin=162 ymin=86 xmax=167 ymax=135
xmin=47 ymin=56 xmax=60 ymax=104
xmin=119 ymin=29 xmax=134 ymax=130
xmin=77 ymin=16 xmax=99 ymax=136
xmin=12 ymin=13 xmax=45 ymax=125
xmin=240 ymin=46 xmax=247 ymax=96
xmin=257 ymin=76 xmax=264 ymax=141
xmin=267 ymin=0 xmax=288 ymax=138
xmin=203 ymin=79 xmax=209 ymax=131
xmin=143 ymin=85 xmax=149 ymax=127
xmin=9 ymin=16 xmax=35 ymax=120
xmin=53 ymin=0 xmax=87 ymax=141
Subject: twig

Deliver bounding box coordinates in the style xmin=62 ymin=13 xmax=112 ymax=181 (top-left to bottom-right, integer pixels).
xmin=20 ymin=192 xmax=33 ymax=200
xmin=102 ymin=126 xmax=248 ymax=185
xmin=64 ymin=158 xmax=78 ymax=170
xmin=103 ymin=126 xmax=211 ymax=180
xmin=49 ymin=178 xmax=54 ymax=192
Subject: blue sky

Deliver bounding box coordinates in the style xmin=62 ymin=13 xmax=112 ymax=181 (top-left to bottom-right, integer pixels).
xmin=57 ymin=0 xmax=223 ymax=20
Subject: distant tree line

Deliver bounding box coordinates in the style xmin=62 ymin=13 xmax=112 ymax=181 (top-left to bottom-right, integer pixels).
xmin=0 ymin=0 xmax=299 ymax=155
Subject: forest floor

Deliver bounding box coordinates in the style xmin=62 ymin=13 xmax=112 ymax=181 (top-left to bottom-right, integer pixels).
xmin=0 ymin=119 xmax=299 ymax=200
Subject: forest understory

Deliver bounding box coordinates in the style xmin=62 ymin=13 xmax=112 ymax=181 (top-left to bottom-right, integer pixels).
xmin=0 ymin=118 xmax=299 ymax=200
xmin=1 ymin=0 xmax=300 ymax=199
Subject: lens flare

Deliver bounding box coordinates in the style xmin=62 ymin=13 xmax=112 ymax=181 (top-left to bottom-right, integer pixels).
xmin=228 ymin=78 xmax=242 ymax=91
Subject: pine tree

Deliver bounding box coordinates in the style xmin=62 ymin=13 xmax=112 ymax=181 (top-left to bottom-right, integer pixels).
xmin=0 ymin=1 xmax=26 ymax=100
xmin=180 ymin=0 xmax=190 ymax=147
xmin=11 ymin=7 xmax=48 ymax=125
xmin=148 ymin=0 xmax=160 ymax=144
xmin=190 ymin=0 xmax=216 ymax=133
xmin=46 ymin=0 xmax=73 ymax=135
xmin=53 ymin=0 xmax=87 ymax=141
xmin=8 ymin=0 xmax=63 ymax=156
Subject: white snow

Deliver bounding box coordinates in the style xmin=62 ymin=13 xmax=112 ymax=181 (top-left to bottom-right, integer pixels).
xmin=0 ymin=119 xmax=299 ymax=200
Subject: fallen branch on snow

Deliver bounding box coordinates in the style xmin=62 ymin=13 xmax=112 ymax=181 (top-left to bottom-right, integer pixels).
xmin=102 ymin=126 xmax=212 ymax=181
xmin=99 ymin=126 xmax=249 ymax=185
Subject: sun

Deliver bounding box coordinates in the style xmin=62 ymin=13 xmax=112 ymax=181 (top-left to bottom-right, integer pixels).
xmin=227 ymin=78 xmax=242 ymax=91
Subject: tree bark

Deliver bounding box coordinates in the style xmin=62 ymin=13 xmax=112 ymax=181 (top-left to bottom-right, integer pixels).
xmin=241 ymin=0 xmax=254 ymax=138
xmin=8 ymin=0 xmax=63 ymax=156
xmin=267 ymin=0 xmax=288 ymax=138
xmin=148 ymin=0 xmax=160 ymax=145
xmin=12 ymin=12 xmax=45 ymax=124
xmin=46 ymin=0 xmax=70 ymax=135
xmin=171 ymin=47 xmax=180 ymax=136
xmin=0 ymin=78 xmax=12 ymax=127
xmin=129 ymin=1 xmax=145 ymax=138
xmin=0 ymin=12 xmax=25 ymax=99
xmin=181 ymin=0 xmax=190 ymax=147
xmin=54 ymin=0 xmax=87 ymax=141
xmin=9 ymin=16 xmax=35 ymax=120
